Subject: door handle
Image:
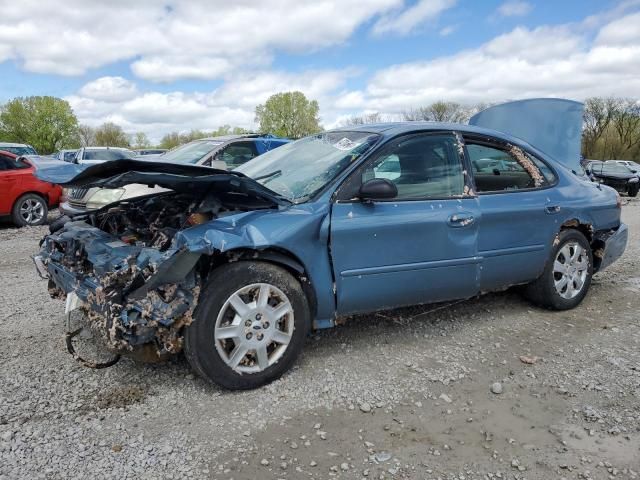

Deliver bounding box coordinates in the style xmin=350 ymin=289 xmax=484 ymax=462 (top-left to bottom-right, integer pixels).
xmin=545 ymin=205 xmax=561 ymax=214
xmin=447 ymin=213 xmax=475 ymax=227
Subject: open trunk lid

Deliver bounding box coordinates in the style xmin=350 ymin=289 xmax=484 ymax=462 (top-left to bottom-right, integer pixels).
xmin=469 ymin=98 xmax=584 ymax=173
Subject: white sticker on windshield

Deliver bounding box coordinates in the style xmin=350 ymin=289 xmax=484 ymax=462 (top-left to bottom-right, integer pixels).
xmin=334 ymin=138 xmax=360 ymax=151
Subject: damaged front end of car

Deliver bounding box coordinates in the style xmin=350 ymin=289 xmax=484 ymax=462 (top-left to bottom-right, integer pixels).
xmin=33 ymin=159 xmax=290 ymax=366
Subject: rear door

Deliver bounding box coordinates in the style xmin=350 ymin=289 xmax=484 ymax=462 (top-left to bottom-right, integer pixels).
xmin=330 ymin=132 xmax=481 ymax=315
xmin=464 ymin=135 xmax=560 ymax=290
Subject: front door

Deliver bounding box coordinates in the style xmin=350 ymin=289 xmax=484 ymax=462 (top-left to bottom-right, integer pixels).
xmin=330 ymin=132 xmax=481 ymax=315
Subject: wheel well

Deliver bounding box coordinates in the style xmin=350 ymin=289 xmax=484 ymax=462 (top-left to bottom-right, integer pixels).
xmin=558 ymin=219 xmax=604 ymax=271
xmin=197 ymin=248 xmax=318 ymax=318
xmin=12 ymin=191 xmax=48 ymax=211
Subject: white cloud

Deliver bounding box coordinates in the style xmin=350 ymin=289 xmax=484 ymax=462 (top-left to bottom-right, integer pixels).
xmin=372 ymin=0 xmax=456 ymax=35
xmin=336 ymin=12 xmax=640 ymax=113
xmin=439 ymin=25 xmax=457 ymax=36
xmin=57 ymin=6 xmax=640 ymax=142
xmin=78 ymin=76 xmax=138 ymax=102
xmin=0 ymin=0 xmax=401 ymax=81
xmin=496 ymin=1 xmax=532 ymax=17
xmin=67 ymin=69 xmax=354 ymax=141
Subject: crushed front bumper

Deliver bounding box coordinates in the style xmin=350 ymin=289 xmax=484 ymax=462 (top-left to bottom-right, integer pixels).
xmin=35 ymin=221 xmax=201 ymax=355
xmin=594 ymin=223 xmax=628 ymax=272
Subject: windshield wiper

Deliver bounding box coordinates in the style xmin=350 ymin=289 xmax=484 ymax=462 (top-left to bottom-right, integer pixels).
xmin=254 ymin=169 xmax=282 ymax=182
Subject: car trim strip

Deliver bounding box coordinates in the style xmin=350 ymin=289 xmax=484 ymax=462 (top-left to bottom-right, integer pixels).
xmin=340 ymin=256 xmax=482 ymax=277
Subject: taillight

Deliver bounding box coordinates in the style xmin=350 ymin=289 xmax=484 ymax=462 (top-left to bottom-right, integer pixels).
xmin=615 ymin=191 xmax=622 ymax=209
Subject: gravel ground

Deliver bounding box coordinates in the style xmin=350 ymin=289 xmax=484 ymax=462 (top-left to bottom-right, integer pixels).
xmin=0 ymin=200 xmax=638 ymax=480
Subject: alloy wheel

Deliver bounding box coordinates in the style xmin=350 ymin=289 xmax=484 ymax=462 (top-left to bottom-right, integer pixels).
xmin=214 ymin=283 xmax=294 ymax=374
xmin=20 ymin=198 xmax=45 ymax=225
xmin=553 ymin=241 xmax=589 ymax=299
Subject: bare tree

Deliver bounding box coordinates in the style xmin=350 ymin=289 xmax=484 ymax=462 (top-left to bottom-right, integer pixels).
xmin=77 ymin=124 xmax=96 ymax=147
xmin=341 ymin=112 xmax=384 ymax=126
xmin=612 ymin=98 xmax=640 ymax=157
xmin=582 ymin=97 xmax=618 ymax=158
xmin=402 ymin=101 xmax=472 ymax=123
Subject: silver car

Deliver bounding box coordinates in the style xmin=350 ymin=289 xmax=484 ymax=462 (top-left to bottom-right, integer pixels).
xmin=59 ymin=135 xmax=289 ymax=215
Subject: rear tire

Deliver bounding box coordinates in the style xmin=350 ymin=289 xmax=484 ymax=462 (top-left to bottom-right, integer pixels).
xmin=524 ymin=229 xmax=593 ymax=310
xmin=12 ymin=193 xmax=48 ymax=227
xmin=184 ymin=261 xmax=310 ymax=390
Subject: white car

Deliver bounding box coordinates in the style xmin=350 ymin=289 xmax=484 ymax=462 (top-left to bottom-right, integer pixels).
xmin=73 ymin=147 xmax=136 ymax=165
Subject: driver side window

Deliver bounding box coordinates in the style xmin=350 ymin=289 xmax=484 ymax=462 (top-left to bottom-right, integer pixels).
xmin=362 ymin=134 xmax=465 ymax=200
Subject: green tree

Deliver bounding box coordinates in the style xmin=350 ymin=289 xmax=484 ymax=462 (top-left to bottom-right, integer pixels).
xmin=132 ymin=131 xmax=151 ymax=149
xmin=255 ymin=91 xmax=322 ymax=139
xmin=94 ymin=122 xmax=130 ymax=148
xmin=0 ymin=96 xmax=79 ymax=154
xmin=159 ymin=132 xmax=181 ymax=150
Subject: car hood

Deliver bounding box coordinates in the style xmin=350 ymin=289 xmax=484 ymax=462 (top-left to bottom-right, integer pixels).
xmin=33 ymin=159 xmax=291 ymax=206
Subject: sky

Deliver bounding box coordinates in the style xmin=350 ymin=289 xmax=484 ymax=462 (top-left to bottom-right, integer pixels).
xmin=0 ymin=0 xmax=639 ymax=142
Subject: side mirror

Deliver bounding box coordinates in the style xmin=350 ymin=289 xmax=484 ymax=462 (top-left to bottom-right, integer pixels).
xmin=358 ymin=178 xmax=397 ymax=201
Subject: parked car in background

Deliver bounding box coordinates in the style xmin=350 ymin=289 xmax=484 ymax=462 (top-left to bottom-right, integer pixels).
xmin=35 ymin=99 xmax=627 ymax=390
xmin=612 ymin=160 xmax=640 ymax=173
xmin=152 ymin=134 xmax=290 ymax=168
xmin=59 ymin=134 xmax=290 ymax=215
xmin=52 ymin=149 xmax=78 ymax=163
xmin=135 ymin=148 xmax=167 ymax=156
xmin=0 ymin=151 xmax=61 ymax=226
xmin=0 ymin=142 xmax=38 ymax=156
xmin=72 ymin=147 xmax=137 ymax=165
xmin=586 ymin=161 xmax=639 ymax=197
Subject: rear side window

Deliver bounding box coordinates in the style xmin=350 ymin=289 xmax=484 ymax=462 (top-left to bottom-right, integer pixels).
xmin=467 ymin=142 xmax=555 ymax=192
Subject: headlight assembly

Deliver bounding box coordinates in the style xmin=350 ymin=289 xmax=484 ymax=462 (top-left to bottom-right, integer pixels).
xmin=85 ymin=188 xmax=125 ymax=210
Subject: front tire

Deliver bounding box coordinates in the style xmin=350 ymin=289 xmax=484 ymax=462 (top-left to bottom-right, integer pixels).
xmin=184 ymin=261 xmax=310 ymax=390
xmin=524 ymin=229 xmax=593 ymax=310
xmin=12 ymin=193 xmax=48 ymax=227
xmin=628 ymin=183 xmax=639 ymax=197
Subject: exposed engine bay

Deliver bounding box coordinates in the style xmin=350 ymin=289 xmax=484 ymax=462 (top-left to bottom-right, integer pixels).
xmin=37 ymin=190 xmax=273 ymax=365
xmin=94 ymin=192 xmax=226 ymax=251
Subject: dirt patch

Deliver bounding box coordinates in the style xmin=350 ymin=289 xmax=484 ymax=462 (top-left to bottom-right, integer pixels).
xmin=94 ymin=385 xmax=148 ymax=410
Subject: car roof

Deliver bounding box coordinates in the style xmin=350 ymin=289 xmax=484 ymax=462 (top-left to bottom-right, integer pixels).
xmin=0 ymin=142 xmax=31 ymax=147
xmin=83 ymin=146 xmax=131 ymax=150
xmin=191 ymin=134 xmax=286 ymax=142
xmin=331 ymin=122 xmax=536 ymax=148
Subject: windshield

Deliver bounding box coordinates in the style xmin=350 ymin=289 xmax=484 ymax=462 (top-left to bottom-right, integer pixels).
xmin=159 ymin=140 xmax=223 ymax=164
xmin=600 ymin=163 xmax=633 ymax=174
xmin=236 ymin=131 xmax=381 ymax=202
xmin=83 ymin=149 xmax=135 ymax=161
xmin=0 ymin=145 xmax=37 ymax=155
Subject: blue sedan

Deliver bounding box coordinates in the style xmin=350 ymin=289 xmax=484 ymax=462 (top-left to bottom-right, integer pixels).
xmin=34 ymin=99 xmax=628 ymax=389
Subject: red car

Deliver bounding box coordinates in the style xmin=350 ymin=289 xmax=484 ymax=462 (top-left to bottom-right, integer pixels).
xmin=0 ymin=150 xmax=62 ymax=226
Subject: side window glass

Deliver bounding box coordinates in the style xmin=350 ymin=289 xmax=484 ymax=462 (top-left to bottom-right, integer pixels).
xmin=219 ymin=142 xmax=258 ymax=168
xmin=467 ymin=143 xmax=551 ymax=192
xmin=363 ymin=134 xmax=464 ymax=199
